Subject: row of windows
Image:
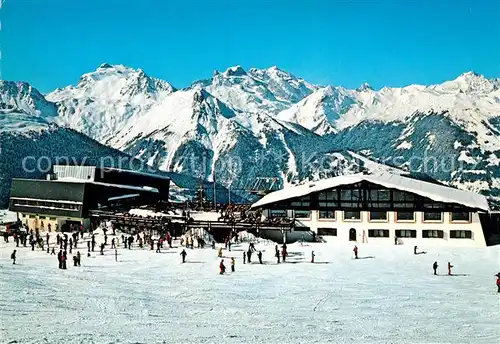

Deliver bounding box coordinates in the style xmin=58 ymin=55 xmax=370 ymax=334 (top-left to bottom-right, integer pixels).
xmin=14 ymin=199 xmax=81 ymax=211
xmin=23 ymin=214 xmax=57 ymax=221
xmin=317 ymin=229 xmax=473 ymax=239
xmin=304 ymin=189 xmax=464 ymax=209
xmin=291 ymin=210 xmax=470 ymax=222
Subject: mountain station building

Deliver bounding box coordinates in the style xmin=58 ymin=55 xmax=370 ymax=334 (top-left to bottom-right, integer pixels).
xmin=251 ymin=171 xmax=496 ymax=247
xmin=9 ymin=165 xmax=170 ymax=232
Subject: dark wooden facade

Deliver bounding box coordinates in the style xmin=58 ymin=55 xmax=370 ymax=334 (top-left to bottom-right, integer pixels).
xmin=263 ymin=181 xmax=478 ymax=212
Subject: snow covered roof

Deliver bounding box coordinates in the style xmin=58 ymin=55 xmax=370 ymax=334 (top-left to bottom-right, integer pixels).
xmin=100 ymin=167 xmax=170 ymax=181
xmin=55 ymin=178 xmax=159 ymax=193
xmin=251 ymin=172 xmax=490 ymax=211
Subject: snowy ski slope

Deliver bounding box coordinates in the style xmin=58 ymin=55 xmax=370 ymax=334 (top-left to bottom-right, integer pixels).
xmin=0 ymin=231 xmax=498 ymax=344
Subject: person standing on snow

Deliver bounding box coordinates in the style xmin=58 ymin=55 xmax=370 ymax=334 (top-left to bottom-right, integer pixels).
xmin=311 ymin=251 xmax=315 ymax=263
xmin=62 ymin=251 xmax=68 ymax=269
xmin=353 ymin=245 xmax=358 ymax=259
xmin=111 ymin=238 xmax=116 ymax=249
xmin=219 ymin=259 xmax=226 ymax=275
xmin=76 ymin=251 xmax=81 ymax=266
xmin=247 ymin=249 xmax=252 ymax=263
xmin=46 ymin=233 xmax=50 ymax=246
xmin=11 ymin=250 xmax=16 ymax=264
xmin=231 ymin=257 xmax=235 ymax=272
xmin=448 ymin=262 xmax=453 ymax=276
xmin=218 ymin=247 xmax=223 ymax=258
xmin=57 ymin=250 xmax=63 ymax=269
xmin=433 ymin=261 xmax=438 ymax=275
xmin=180 ymin=249 xmax=187 ymax=263
xmin=258 ymin=251 xmax=263 ymax=264
xmin=275 ymin=249 xmax=280 ymax=264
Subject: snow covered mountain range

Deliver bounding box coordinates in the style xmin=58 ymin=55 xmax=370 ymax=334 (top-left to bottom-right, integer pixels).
xmin=0 ymin=65 xmax=499 ymax=207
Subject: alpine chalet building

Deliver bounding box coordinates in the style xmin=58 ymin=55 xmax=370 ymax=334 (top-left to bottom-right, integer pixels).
xmin=251 ymin=171 xmax=494 ymax=247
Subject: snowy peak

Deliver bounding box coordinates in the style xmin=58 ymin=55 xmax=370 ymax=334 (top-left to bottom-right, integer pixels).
xmin=68 ymin=63 xmax=175 ymax=99
xmin=223 ymin=65 xmax=247 ymax=77
xmin=357 ymin=82 xmax=373 ymax=92
xmin=0 ymin=81 xmax=58 ymax=118
xmin=437 ymin=71 xmax=499 ymax=94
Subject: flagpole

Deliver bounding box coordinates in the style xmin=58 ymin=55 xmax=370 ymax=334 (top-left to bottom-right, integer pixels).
xmin=213 ymin=171 xmax=216 ymax=210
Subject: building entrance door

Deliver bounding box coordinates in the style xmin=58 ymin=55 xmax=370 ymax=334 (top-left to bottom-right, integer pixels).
xmin=349 ymin=228 xmax=357 ymax=241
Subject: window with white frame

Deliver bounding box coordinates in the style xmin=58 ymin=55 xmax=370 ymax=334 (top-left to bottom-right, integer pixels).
xmin=422 ymin=230 xmax=444 ymax=238
xmin=423 ymin=212 xmax=442 ymax=222
xmin=369 ymin=211 xmax=388 ymax=221
xmin=318 ymin=210 xmax=335 ymax=219
xmin=395 ymin=229 xmax=417 ymax=238
xmin=451 ymin=212 xmax=470 ymax=222
xmin=450 ymin=230 xmax=472 ymax=239
xmin=344 ymin=211 xmax=361 ymax=221
xmin=368 ymin=229 xmax=389 ymax=238
xmin=395 ymin=211 xmax=415 ymax=222
xmin=294 ymin=210 xmax=311 ymax=219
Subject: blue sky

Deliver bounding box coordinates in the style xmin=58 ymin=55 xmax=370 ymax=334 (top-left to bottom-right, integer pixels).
xmin=2 ymin=0 xmax=499 ymax=93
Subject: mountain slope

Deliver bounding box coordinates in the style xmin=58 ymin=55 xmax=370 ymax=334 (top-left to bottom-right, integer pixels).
xmin=3 ymin=65 xmax=499 ymax=202
xmin=47 ymin=63 xmax=175 ymax=144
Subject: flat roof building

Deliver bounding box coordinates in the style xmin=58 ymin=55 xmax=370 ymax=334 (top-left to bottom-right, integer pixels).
xmin=9 ymin=165 xmax=170 ymax=232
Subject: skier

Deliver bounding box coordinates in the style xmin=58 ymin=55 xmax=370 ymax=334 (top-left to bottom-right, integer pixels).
xmin=275 ymin=249 xmax=280 ymax=264
xmin=73 ymin=255 xmax=78 ymax=266
xmin=111 ymin=238 xmax=116 ymax=249
xmin=180 ymin=249 xmax=187 ymax=263
xmin=282 ymin=246 xmax=287 ymax=262
xmin=218 ymin=247 xmax=223 ymax=258
xmin=433 ymin=261 xmax=438 ymax=275
xmin=231 ymin=257 xmax=235 ymax=272
xmin=11 ymin=250 xmax=16 ymax=264
xmin=76 ymin=251 xmax=81 ymax=266
xmin=353 ymin=245 xmax=358 ymax=259
xmin=247 ymin=249 xmax=252 ymax=263
xmin=100 ymin=243 xmax=105 ymax=255
xmin=258 ymin=251 xmax=263 ymax=264
xmin=448 ymin=262 xmax=453 ymax=276
xmin=219 ymin=259 xmax=226 ymax=275
xmin=496 ymin=273 xmax=500 ymax=293
xmin=311 ymin=251 xmax=315 ymax=263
